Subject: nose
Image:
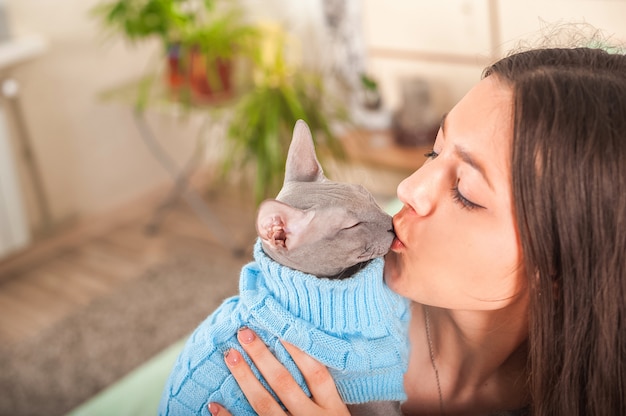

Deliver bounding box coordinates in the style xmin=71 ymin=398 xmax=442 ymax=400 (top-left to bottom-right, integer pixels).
xmin=397 ymin=166 xmax=438 ymax=217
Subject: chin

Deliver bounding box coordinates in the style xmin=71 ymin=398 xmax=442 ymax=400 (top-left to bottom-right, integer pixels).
xmin=383 ymin=252 xmax=401 ymax=289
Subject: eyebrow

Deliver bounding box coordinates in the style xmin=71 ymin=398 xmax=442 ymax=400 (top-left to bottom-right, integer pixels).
xmin=440 ymin=112 xmax=494 ymax=191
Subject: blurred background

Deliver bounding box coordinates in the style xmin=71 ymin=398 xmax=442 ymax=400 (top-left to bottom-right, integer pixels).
xmin=1 ymin=0 xmax=625 ymax=256
xmin=0 ymin=1 xmax=624 ymax=415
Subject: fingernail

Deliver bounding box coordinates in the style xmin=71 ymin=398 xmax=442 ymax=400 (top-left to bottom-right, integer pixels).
xmin=208 ymin=402 xmax=220 ymax=415
xmin=238 ymin=327 xmax=256 ymax=344
xmin=224 ymin=348 xmax=241 ymax=366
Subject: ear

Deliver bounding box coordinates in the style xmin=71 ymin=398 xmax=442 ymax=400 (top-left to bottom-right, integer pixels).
xmin=284 ymin=120 xmax=325 ymax=183
xmin=256 ymin=199 xmax=315 ymax=251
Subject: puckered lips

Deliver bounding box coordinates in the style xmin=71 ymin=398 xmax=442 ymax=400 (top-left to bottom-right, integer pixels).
xmin=390 ymin=214 xmax=406 ymax=252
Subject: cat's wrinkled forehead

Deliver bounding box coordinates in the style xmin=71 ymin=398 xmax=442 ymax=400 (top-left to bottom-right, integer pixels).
xmin=277 ymin=180 xmax=374 ymax=211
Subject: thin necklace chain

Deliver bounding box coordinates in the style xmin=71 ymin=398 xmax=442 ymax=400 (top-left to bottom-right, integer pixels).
xmin=424 ymin=306 xmax=445 ymax=415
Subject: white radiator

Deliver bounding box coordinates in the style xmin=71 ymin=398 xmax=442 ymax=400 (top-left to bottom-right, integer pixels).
xmin=0 ymin=104 xmax=29 ymax=259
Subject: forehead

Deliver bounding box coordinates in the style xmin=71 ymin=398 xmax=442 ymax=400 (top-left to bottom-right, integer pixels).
xmin=279 ymin=181 xmax=371 ymax=210
xmin=446 ymin=76 xmax=514 ymax=181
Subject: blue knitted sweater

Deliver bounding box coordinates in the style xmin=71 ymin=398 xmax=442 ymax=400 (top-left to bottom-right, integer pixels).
xmin=159 ymin=240 xmax=410 ymax=416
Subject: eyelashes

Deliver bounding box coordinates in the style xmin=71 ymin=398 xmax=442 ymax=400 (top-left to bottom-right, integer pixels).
xmin=451 ymin=184 xmax=481 ymax=210
xmin=424 ymin=149 xmax=484 ymax=211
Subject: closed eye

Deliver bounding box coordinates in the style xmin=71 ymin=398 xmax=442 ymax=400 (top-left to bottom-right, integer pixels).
xmin=342 ymin=222 xmax=361 ymax=230
xmin=451 ymin=183 xmax=484 ymax=210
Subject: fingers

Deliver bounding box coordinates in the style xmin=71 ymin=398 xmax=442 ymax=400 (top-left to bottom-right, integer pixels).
xmin=281 ymin=340 xmax=346 ymax=409
xmin=219 ymin=327 xmax=349 ymax=416
xmin=224 ymin=347 xmax=287 ymax=416
xmin=234 ymin=327 xmax=312 ymax=412
xmin=207 ymin=402 xmax=230 ymax=416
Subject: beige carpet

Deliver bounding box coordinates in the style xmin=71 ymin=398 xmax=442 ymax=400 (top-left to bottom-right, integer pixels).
xmin=0 ymin=241 xmax=251 ymax=416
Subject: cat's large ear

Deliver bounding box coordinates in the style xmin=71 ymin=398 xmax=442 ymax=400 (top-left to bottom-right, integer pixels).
xmin=284 ymin=120 xmax=325 ymax=183
xmin=256 ymin=199 xmax=315 ymax=251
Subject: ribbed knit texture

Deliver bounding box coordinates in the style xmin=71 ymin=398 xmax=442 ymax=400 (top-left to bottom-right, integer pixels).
xmin=159 ymin=239 xmax=410 ymax=416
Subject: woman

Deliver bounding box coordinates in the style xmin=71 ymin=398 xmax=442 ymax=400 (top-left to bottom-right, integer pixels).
xmin=209 ymin=47 xmax=626 ymax=415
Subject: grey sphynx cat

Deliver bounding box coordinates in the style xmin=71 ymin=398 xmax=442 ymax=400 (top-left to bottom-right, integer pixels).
xmin=159 ymin=120 xmax=409 ymax=416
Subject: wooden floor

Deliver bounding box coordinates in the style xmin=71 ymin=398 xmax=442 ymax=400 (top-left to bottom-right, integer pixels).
xmin=0 ymin=183 xmax=256 ymax=346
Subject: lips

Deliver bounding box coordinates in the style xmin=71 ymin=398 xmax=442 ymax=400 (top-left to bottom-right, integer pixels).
xmin=390 ymin=237 xmax=405 ymax=251
xmin=390 ymin=215 xmax=406 ymax=251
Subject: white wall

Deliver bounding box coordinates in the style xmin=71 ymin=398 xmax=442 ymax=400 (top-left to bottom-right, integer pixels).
xmin=5 ymin=0 xmax=204 ymax=234
xmin=362 ymin=0 xmax=626 ymax=114
xmin=3 ymin=0 xmax=626 ymax=238
xmin=0 ymin=102 xmax=29 ymax=257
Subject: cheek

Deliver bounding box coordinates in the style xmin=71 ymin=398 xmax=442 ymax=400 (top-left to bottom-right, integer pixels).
xmin=458 ymin=226 xmax=524 ymax=304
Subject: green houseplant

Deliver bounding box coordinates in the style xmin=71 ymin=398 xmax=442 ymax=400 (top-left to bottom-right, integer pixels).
xmin=92 ymin=0 xmax=258 ymax=105
xmin=223 ymin=23 xmax=346 ymax=203
xmin=93 ymin=3 xmax=345 ymax=203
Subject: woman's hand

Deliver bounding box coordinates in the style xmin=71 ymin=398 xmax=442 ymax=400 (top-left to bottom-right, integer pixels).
xmin=208 ymin=327 xmax=350 ymax=416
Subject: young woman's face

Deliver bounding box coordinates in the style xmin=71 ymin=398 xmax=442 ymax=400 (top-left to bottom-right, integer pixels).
xmin=385 ymin=76 xmax=526 ymax=310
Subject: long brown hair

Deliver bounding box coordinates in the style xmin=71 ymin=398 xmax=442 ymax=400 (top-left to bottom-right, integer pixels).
xmin=485 ymin=48 xmax=626 ymax=415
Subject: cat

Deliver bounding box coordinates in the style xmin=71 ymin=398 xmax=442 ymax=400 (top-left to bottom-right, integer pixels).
xmin=159 ymin=120 xmax=410 ymax=416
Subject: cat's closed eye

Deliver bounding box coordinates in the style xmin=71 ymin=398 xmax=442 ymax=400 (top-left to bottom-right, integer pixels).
xmin=342 ymin=222 xmax=362 ymax=230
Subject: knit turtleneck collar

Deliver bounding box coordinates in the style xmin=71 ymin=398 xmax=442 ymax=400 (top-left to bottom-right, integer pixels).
xmin=242 ymin=239 xmax=408 ymax=336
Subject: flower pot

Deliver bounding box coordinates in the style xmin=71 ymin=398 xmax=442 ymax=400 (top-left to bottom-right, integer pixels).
xmin=166 ymin=44 xmax=234 ymax=103
xmin=166 ymin=44 xmax=187 ymax=89
xmin=188 ymin=47 xmax=233 ymax=102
